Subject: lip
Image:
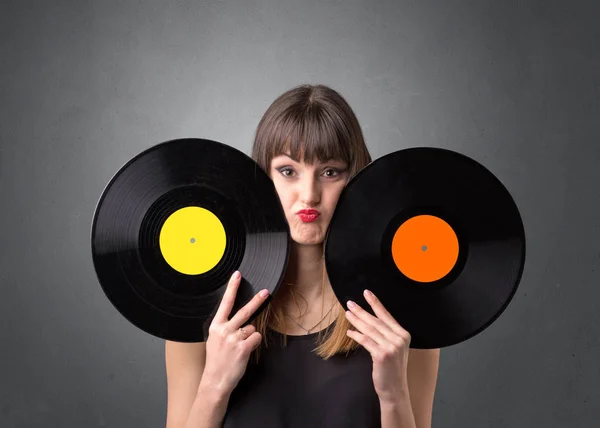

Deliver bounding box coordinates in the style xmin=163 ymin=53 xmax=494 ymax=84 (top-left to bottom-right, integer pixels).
xmin=297 ymin=209 xmax=320 ymax=215
xmin=297 ymin=209 xmax=320 ymax=223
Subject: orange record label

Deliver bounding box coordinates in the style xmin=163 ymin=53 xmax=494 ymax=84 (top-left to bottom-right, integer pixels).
xmin=391 ymin=214 xmax=459 ymax=283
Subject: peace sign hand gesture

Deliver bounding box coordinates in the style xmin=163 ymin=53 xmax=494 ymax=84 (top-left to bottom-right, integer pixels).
xmin=200 ymin=271 xmax=270 ymax=396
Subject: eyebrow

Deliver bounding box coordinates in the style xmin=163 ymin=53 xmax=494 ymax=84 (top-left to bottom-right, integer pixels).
xmin=275 ymin=153 xmax=344 ymax=164
xmin=284 ymin=153 xmax=304 ymax=162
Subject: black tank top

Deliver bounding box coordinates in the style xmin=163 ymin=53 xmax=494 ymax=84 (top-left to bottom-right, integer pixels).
xmin=222 ymin=322 xmax=382 ymax=427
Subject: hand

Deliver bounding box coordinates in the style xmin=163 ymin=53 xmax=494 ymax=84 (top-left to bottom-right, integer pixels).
xmin=200 ymin=271 xmax=270 ymax=396
xmin=344 ymin=289 xmax=411 ymax=404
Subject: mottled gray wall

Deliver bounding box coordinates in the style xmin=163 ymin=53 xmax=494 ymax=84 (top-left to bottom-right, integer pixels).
xmin=1 ymin=0 xmax=598 ymax=427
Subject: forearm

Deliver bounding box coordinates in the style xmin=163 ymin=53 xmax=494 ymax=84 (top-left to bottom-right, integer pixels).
xmin=185 ymin=382 xmax=232 ymax=428
xmin=380 ymin=388 xmax=417 ymax=428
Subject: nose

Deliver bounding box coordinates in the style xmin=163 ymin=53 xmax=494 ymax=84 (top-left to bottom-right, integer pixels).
xmin=298 ymin=173 xmax=321 ymax=207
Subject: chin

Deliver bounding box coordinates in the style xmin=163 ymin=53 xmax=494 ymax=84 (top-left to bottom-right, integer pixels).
xmin=287 ymin=217 xmax=330 ymax=245
xmin=292 ymin=238 xmax=324 ymax=246
xmin=290 ymin=231 xmax=325 ymax=246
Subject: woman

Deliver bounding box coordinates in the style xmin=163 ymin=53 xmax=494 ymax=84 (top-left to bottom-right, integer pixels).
xmin=165 ymin=84 xmax=440 ymax=428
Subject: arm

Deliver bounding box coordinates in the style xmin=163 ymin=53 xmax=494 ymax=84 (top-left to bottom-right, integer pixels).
xmin=183 ymin=382 xmax=232 ymax=428
xmin=380 ymin=388 xmax=417 ymax=428
xmin=380 ymin=348 xmax=440 ymax=428
xmin=165 ymin=340 xmax=231 ymax=428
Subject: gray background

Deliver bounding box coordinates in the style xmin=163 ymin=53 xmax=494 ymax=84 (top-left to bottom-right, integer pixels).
xmin=1 ymin=0 xmax=598 ymax=427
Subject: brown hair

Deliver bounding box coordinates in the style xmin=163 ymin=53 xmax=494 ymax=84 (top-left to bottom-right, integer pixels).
xmin=249 ymin=84 xmax=372 ymax=363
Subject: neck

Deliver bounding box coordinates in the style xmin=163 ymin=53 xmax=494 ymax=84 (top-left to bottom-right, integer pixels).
xmin=280 ymin=243 xmax=333 ymax=307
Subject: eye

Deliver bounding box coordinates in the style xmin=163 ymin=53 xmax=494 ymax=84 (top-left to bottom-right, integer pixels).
xmin=323 ymin=168 xmax=342 ymax=178
xmin=277 ymin=167 xmax=296 ymax=178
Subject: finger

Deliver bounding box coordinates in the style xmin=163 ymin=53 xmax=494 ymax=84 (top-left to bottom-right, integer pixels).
xmin=363 ymin=290 xmax=410 ymax=339
xmin=225 ymin=324 xmax=257 ymax=344
xmin=239 ymin=324 xmax=257 ymax=337
xmin=213 ymin=271 xmax=242 ymax=323
xmin=228 ymin=287 xmax=270 ymax=329
xmin=345 ymin=309 xmax=388 ymax=345
xmin=243 ymin=331 xmax=263 ymax=352
xmin=346 ymin=329 xmax=379 ymax=355
xmin=347 ymin=300 xmax=395 ymax=338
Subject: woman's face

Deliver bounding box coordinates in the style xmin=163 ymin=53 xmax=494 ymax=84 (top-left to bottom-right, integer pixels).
xmin=270 ymin=153 xmax=350 ymax=245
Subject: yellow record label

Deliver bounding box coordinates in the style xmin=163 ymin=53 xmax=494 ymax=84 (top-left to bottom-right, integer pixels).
xmin=159 ymin=206 xmax=226 ymax=275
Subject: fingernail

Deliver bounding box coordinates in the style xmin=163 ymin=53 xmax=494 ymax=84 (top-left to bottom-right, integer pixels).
xmin=259 ymin=289 xmax=269 ymax=298
xmin=364 ymin=289 xmax=373 ymax=298
xmin=347 ymin=300 xmax=356 ymax=309
xmin=233 ymin=271 xmax=240 ymax=279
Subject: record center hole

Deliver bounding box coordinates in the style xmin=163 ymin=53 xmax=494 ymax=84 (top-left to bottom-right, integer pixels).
xmin=190 ymin=238 xmax=196 ymax=244
xmin=421 ymin=245 xmax=428 ymax=251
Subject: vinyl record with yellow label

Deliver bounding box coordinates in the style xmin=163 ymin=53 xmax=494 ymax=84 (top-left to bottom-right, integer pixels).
xmin=324 ymin=147 xmax=526 ymax=349
xmin=91 ymin=138 xmax=290 ymax=342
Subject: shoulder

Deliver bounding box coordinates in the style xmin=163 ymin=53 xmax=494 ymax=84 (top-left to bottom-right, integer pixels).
xmin=407 ymin=347 xmax=440 ymax=388
xmin=165 ymin=341 xmax=207 ymax=428
xmin=407 ymin=347 xmax=440 ymax=367
xmin=406 ymin=348 xmax=440 ymax=428
xmin=165 ymin=340 xmax=206 ymax=381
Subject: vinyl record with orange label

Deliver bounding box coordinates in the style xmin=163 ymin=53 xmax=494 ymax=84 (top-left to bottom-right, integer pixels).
xmin=91 ymin=138 xmax=290 ymax=342
xmin=324 ymin=147 xmax=525 ymax=349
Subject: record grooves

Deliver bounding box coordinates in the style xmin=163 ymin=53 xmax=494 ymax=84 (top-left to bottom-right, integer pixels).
xmin=92 ymin=139 xmax=525 ymax=349
xmin=91 ymin=138 xmax=290 ymax=342
xmin=324 ymin=147 xmax=526 ymax=349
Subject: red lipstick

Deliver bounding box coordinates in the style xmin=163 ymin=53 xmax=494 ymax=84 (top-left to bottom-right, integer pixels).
xmin=297 ymin=209 xmax=320 ymax=223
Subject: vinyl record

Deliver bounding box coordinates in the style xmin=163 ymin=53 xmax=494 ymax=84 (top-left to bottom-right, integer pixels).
xmin=91 ymin=138 xmax=290 ymax=342
xmin=324 ymin=147 xmax=525 ymax=349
